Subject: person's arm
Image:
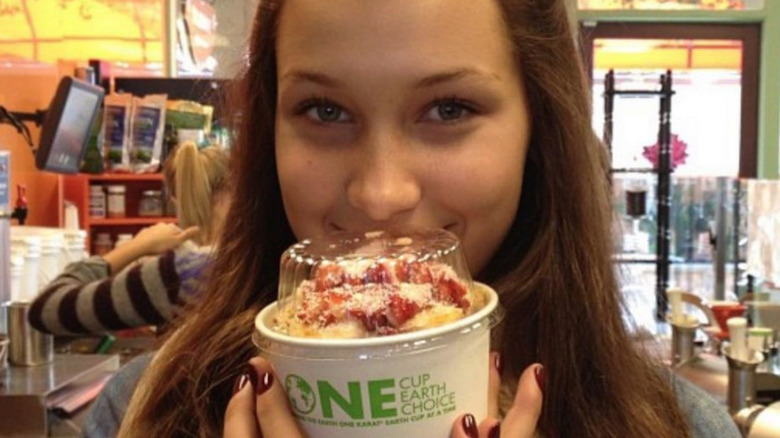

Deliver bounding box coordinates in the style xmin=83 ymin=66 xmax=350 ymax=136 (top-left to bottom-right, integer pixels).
xmin=28 ymin=223 xmax=198 ymax=335
xmin=28 ymin=251 xmax=179 ymax=334
xmin=103 ymin=223 xmax=199 ymax=274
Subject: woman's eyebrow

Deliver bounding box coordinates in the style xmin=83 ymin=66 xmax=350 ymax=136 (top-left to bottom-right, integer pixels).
xmin=279 ymin=68 xmax=500 ymax=89
xmin=280 ymin=70 xmax=342 ymax=87
xmin=413 ymin=68 xmax=501 ymax=89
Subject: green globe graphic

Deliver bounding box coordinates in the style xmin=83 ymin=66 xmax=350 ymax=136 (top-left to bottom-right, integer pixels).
xmin=286 ymin=374 xmax=316 ymax=414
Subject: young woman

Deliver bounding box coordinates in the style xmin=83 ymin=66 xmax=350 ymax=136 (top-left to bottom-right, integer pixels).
xmin=113 ymin=1 xmax=738 ymax=437
xmin=29 ymin=142 xmax=229 ymax=334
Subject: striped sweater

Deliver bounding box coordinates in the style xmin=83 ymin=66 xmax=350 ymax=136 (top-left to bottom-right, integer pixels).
xmin=28 ymin=244 xmax=212 ymax=335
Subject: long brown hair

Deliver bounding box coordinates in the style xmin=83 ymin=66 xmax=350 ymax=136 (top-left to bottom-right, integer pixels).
xmin=120 ymin=1 xmax=691 ymax=437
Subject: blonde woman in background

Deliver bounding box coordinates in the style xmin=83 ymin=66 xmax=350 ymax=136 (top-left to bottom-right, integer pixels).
xmin=28 ymin=142 xmax=230 ymax=438
xmin=168 ymin=143 xmax=231 ymax=247
xmin=29 ymin=142 xmax=230 ymax=335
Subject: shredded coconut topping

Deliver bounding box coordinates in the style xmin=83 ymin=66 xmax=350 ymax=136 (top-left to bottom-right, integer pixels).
xmin=274 ymin=258 xmax=474 ymax=338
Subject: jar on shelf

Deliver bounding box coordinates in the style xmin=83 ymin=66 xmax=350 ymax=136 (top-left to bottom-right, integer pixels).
xmin=89 ymin=185 xmax=106 ymax=218
xmin=115 ymin=233 xmax=133 ymax=248
xmin=138 ymin=190 xmax=164 ymax=217
xmin=93 ymin=233 xmax=113 ymax=256
xmin=106 ymin=185 xmax=126 ymax=218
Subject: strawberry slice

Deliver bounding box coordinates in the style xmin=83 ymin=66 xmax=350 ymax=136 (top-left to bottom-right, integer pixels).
xmin=394 ymin=259 xmax=410 ymax=283
xmin=407 ymin=261 xmax=433 ymax=284
xmin=348 ymin=309 xmax=390 ymax=333
xmin=365 ymin=262 xmax=393 ymax=284
xmin=435 ymin=277 xmax=470 ymax=310
xmin=342 ymin=271 xmax=364 ymax=286
xmin=314 ymin=264 xmax=344 ymax=291
xmin=387 ymin=294 xmax=420 ymax=327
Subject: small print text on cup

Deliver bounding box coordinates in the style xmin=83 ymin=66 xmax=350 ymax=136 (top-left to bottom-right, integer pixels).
xmin=284 ymin=373 xmax=457 ymax=427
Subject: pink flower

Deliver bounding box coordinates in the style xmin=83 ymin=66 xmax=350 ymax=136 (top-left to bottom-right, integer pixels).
xmin=642 ymin=134 xmax=688 ymax=171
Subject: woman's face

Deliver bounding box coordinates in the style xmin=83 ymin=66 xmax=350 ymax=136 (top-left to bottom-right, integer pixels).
xmin=275 ymin=0 xmax=531 ymax=274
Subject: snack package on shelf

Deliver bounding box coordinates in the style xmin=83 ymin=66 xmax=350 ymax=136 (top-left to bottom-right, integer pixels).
xmin=103 ymin=93 xmax=133 ymax=172
xmin=130 ymin=94 xmax=167 ymax=173
xmin=166 ymin=100 xmax=214 ymax=143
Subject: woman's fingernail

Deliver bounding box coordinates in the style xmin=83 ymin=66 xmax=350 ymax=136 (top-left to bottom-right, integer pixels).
xmin=488 ymin=422 xmax=501 ymax=438
xmin=257 ymin=372 xmax=274 ymax=395
xmin=233 ymin=365 xmax=258 ymax=395
xmin=232 ymin=372 xmax=251 ymax=395
xmin=462 ymin=414 xmax=478 ymax=438
xmin=535 ymin=365 xmax=546 ymax=394
xmin=493 ymin=353 xmax=503 ymax=375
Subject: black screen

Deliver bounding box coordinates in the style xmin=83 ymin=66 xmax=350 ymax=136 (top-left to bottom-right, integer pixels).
xmin=36 ymin=77 xmax=104 ymax=174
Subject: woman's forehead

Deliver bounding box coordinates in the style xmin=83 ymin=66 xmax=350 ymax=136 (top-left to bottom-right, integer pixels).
xmin=275 ymin=0 xmax=516 ymax=81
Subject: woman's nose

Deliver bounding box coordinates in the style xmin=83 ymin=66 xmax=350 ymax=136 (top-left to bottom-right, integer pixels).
xmin=346 ymin=146 xmax=422 ymax=222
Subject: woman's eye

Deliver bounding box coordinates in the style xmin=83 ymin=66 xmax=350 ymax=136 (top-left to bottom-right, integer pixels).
xmin=423 ymin=99 xmax=474 ymax=123
xmin=301 ymin=100 xmax=351 ymax=123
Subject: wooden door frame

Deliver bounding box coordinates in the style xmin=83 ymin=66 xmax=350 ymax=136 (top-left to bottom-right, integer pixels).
xmin=580 ymin=22 xmax=760 ymax=178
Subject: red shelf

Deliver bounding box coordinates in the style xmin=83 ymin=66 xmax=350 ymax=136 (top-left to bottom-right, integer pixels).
xmin=64 ymin=173 xmax=174 ymax=253
xmin=91 ymin=217 xmax=177 ymax=226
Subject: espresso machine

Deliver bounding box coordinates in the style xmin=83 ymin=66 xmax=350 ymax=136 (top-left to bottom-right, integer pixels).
xmin=721 ymin=312 xmax=780 ymax=438
xmin=667 ymin=290 xmax=780 ymax=437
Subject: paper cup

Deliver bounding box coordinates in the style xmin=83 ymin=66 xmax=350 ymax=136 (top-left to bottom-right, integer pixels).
xmin=254 ymin=282 xmax=501 ymax=438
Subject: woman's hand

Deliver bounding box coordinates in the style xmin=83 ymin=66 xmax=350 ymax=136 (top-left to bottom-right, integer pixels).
xmin=130 ymin=222 xmax=200 ymax=255
xmin=102 ymin=223 xmax=199 ymax=274
xmin=223 ymin=353 xmax=543 ymax=438
xmin=224 ymin=357 xmax=305 ymax=438
xmin=450 ymin=353 xmax=545 ymax=438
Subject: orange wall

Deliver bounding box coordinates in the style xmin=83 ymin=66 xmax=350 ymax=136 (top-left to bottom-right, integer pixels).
xmin=0 ymin=63 xmax=64 ymax=227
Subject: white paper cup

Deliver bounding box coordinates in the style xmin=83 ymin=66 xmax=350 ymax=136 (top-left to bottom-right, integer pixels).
xmin=254 ymin=282 xmax=501 ymax=438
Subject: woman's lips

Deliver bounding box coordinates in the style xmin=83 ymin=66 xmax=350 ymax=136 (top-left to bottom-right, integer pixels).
xmin=444 ymin=223 xmax=461 ymax=236
xmin=326 ymin=222 xmax=345 ymax=233
xmin=327 ymin=222 xmax=460 ymax=235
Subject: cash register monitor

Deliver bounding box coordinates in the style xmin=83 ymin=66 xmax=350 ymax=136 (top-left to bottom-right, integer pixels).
xmin=36 ymin=77 xmax=104 ymax=174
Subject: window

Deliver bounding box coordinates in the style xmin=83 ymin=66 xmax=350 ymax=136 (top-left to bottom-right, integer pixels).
xmin=593 ymin=39 xmax=743 ymax=177
xmin=582 ymin=23 xmax=760 ymax=178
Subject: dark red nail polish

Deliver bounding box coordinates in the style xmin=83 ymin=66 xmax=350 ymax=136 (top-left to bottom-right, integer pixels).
xmin=248 ymin=365 xmax=259 ymax=387
xmin=257 ymin=372 xmax=273 ymax=395
xmin=233 ymin=365 xmax=258 ymax=395
xmin=493 ymin=353 xmax=503 ymax=375
xmin=488 ymin=423 xmax=501 ymax=438
xmin=232 ymin=372 xmax=251 ymax=395
xmin=535 ymin=365 xmax=546 ymax=394
xmin=462 ymin=414 xmax=478 ymax=438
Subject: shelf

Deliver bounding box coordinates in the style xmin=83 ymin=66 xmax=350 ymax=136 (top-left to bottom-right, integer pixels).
xmin=64 ymin=173 xmax=174 ymax=251
xmin=90 ymin=217 xmax=177 ymax=226
xmin=86 ymin=173 xmax=164 ymax=182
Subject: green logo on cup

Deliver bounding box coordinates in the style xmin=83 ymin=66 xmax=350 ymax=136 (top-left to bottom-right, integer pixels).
xmin=286 ymin=374 xmax=317 ymax=414
xmin=283 ymin=373 xmax=458 ymax=424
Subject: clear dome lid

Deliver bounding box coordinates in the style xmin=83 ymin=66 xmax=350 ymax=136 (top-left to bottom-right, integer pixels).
xmin=275 ymin=228 xmax=478 ymax=338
